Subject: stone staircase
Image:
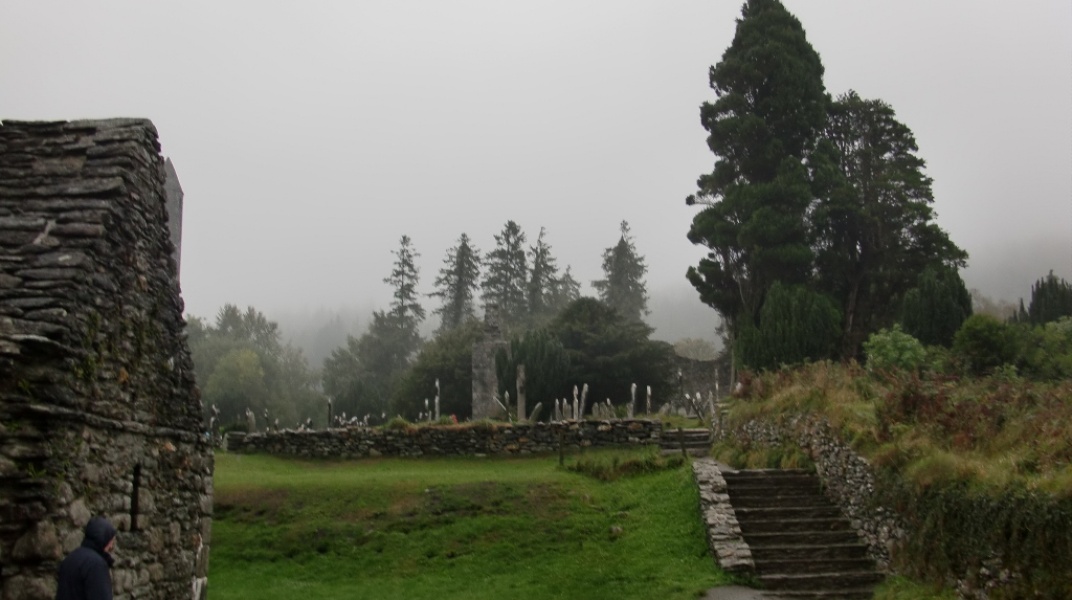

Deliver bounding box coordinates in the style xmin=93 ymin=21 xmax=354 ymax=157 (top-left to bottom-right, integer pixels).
xmin=660 ymin=427 xmax=712 ymax=455
xmin=723 ymin=469 xmax=883 ymax=599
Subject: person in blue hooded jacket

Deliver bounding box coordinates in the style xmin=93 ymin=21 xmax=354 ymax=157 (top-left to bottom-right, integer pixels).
xmin=56 ymin=516 xmax=116 ymax=600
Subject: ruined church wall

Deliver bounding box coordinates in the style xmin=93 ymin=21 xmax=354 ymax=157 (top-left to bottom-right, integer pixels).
xmin=227 ymin=420 xmax=662 ymax=458
xmin=0 ymin=120 xmax=211 ymax=600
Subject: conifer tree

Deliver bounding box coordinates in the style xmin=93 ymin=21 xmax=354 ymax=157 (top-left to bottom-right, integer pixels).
xmin=548 ymin=266 xmax=582 ymax=314
xmin=481 ymin=220 xmax=529 ymax=326
xmin=900 ymin=266 xmax=972 ymax=348
xmin=1017 ymin=271 xmax=1072 ymax=325
xmin=432 ymin=233 xmax=481 ymax=333
xmin=527 ymin=227 xmax=561 ymax=322
xmin=593 ymin=221 xmax=649 ymax=322
xmin=814 ymin=91 xmax=967 ymax=356
xmin=686 ymin=0 xmax=827 ymax=342
xmin=384 ymin=235 xmax=425 ymax=364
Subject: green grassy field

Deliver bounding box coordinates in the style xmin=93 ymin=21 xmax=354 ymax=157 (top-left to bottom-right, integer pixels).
xmin=210 ymin=449 xmax=733 ymax=599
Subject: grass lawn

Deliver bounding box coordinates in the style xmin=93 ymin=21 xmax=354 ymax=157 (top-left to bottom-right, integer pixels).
xmin=210 ymin=448 xmax=732 ymax=599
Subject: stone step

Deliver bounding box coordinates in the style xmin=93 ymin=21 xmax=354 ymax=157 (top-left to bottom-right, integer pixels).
xmin=724 ymin=493 xmax=833 ymax=508
xmin=739 ymin=517 xmax=852 ymax=534
xmin=720 ymin=473 xmax=819 ymax=482
xmin=723 ymin=468 xmax=813 ymax=478
xmin=733 ymin=506 xmax=844 ymax=521
xmin=753 ymin=557 xmax=877 ymax=575
xmin=728 ymin=487 xmax=825 ymax=499
xmin=758 ymin=588 xmax=877 ymax=600
xmin=722 ymin=476 xmax=824 ymax=491
xmin=742 ymin=530 xmax=864 ymax=547
xmin=748 ymin=543 xmax=870 ymax=562
xmin=758 ymin=571 xmax=884 ymax=591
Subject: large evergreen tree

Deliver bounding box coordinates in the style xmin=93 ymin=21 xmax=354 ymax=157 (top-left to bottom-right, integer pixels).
xmin=899 ymin=266 xmax=973 ymax=348
xmin=548 ymin=266 xmax=582 ymax=314
xmin=527 ymin=227 xmax=561 ymax=323
xmin=686 ymin=0 xmax=828 ymax=345
xmin=321 ymin=236 xmax=425 ymax=418
xmin=813 ymin=91 xmax=967 ymax=357
xmin=384 ymin=235 xmax=425 ymax=364
xmin=1019 ymin=271 xmax=1072 ymax=326
xmin=593 ymin=221 xmax=649 ymax=322
xmin=736 ymin=282 xmax=841 ymax=370
xmin=481 ymin=220 xmax=529 ymax=326
xmin=432 ymin=233 xmax=481 ymax=333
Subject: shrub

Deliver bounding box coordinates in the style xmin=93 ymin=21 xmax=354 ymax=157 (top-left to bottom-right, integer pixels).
xmin=384 ymin=416 xmax=414 ymax=431
xmin=952 ymin=315 xmax=1017 ymax=375
xmin=864 ymin=325 xmax=927 ymax=374
xmin=1015 ymin=317 xmax=1072 ymax=381
xmin=566 ymin=449 xmax=685 ymax=481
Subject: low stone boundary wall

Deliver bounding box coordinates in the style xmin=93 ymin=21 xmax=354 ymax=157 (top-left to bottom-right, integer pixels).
xmin=226 ymin=419 xmax=662 ymax=458
xmin=718 ymin=415 xmax=904 ymax=571
xmin=692 ymin=459 xmax=752 ymax=573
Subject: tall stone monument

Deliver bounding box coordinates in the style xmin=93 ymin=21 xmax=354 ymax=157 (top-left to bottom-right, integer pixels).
xmin=471 ymin=305 xmax=509 ymax=420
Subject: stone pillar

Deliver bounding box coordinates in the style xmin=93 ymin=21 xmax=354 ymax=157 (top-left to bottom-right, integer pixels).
xmin=163 ymin=157 xmax=184 ymax=279
xmin=472 ymin=305 xmax=509 ymax=420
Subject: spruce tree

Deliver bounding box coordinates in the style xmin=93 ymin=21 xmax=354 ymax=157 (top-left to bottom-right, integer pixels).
xmin=1024 ymin=271 xmax=1072 ymax=325
xmin=383 ymin=235 xmax=425 ymax=364
xmin=481 ymin=220 xmax=529 ymax=326
xmin=686 ymin=0 xmax=827 ymax=343
xmin=527 ymin=227 xmax=560 ymax=322
xmin=432 ymin=233 xmax=481 ymax=333
xmin=548 ymin=266 xmax=582 ymax=314
xmin=593 ymin=221 xmax=649 ymax=322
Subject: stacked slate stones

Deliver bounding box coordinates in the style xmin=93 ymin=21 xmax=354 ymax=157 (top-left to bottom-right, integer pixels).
xmin=0 ymin=119 xmax=211 ymax=600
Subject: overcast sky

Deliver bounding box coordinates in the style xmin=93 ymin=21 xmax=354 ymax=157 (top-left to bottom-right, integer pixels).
xmin=3 ymin=1 xmax=1070 ymax=332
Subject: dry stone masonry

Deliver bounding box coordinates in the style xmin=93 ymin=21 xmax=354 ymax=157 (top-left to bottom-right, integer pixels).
xmin=692 ymin=459 xmax=753 ymax=573
xmin=0 ymin=119 xmax=212 ymax=600
xmin=227 ymin=420 xmax=662 ymax=458
xmin=718 ymin=415 xmax=903 ymax=570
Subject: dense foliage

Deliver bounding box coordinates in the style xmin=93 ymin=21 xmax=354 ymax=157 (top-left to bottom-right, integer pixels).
xmin=494 ymin=328 xmax=571 ymax=420
xmin=1012 ymin=271 xmax=1072 ymax=326
xmin=686 ymin=0 xmax=966 ymax=369
xmin=188 ymin=305 xmax=321 ymax=429
xmin=548 ymin=298 xmax=677 ymax=413
xmin=393 ymin=321 xmax=484 ymax=420
xmin=900 ymin=266 xmax=972 ymax=348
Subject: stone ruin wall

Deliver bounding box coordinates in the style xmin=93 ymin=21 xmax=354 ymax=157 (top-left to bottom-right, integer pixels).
xmin=0 ymin=120 xmax=212 ymax=600
xmin=227 ymin=419 xmax=662 ymax=459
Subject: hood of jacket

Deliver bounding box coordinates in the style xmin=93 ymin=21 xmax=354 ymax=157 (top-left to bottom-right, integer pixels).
xmin=81 ymin=516 xmax=117 ymax=566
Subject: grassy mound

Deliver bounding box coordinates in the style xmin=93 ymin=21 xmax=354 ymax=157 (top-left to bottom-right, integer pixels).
xmin=210 ymin=449 xmax=733 ymax=599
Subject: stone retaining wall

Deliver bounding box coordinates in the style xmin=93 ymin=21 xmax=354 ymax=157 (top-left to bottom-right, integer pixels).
xmin=692 ymin=459 xmax=752 ymax=573
xmin=227 ymin=420 xmax=662 ymax=458
xmin=717 ymin=415 xmax=904 ymax=571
